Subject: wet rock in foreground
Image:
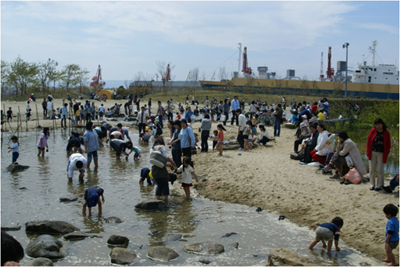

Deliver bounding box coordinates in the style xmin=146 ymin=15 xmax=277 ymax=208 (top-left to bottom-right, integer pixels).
xmin=105 ymin=216 xmax=123 ymax=223
xmin=59 ymin=197 xmax=78 ymax=202
xmin=135 ymin=200 xmax=167 ymax=210
xmin=266 ymin=248 xmax=317 ymax=266
xmin=147 ymin=246 xmax=179 ymax=262
xmin=1 ymin=224 xmax=21 ymax=231
xmin=183 ymin=242 xmax=224 ymax=255
xmin=25 ymin=220 xmax=79 ymax=235
xmin=26 ymin=257 xmax=54 ymax=266
xmin=107 ymin=235 xmax=129 ymax=245
xmin=7 ymin=163 xmax=30 ymax=173
xmin=165 ymin=234 xmax=182 ymax=242
xmin=63 ymin=231 xmax=90 ymax=241
xmin=26 ymin=235 xmax=67 ymax=259
xmin=110 ymin=247 xmax=137 ymax=265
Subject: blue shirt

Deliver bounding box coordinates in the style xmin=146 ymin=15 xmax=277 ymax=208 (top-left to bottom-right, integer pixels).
xmin=299 ymin=109 xmax=311 ymax=120
xmin=185 ymin=110 xmax=194 ymax=121
xmin=172 ymin=128 xmax=181 ymax=150
xmin=291 ymin=114 xmax=299 ymax=124
xmin=61 ymin=106 xmax=68 ymax=116
xmin=11 ymin=142 xmax=18 ymax=153
xmin=319 ymin=222 xmax=340 ymax=241
xmin=386 ymin=217 xmax=399 ymax=242
xmin=83 ymin=130 xmax=99 ymax=153
xmin=180 ymin=127 xmax=195 ymax=149
xmin=231 ymin=99 xmax=240 ymax=111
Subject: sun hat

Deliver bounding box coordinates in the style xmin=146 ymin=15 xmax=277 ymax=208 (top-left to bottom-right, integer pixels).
xmin=300 ymin=122 xmax=307 ymax=128
xmin=301 ymin=114 xmax=307 ymax=118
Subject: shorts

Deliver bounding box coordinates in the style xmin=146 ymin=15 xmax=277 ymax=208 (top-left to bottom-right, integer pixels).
xmin=213 ymin=140 xmax=218 ymax=149
xmin=37 ymin=147 xmax=45 ymax=151
xmin=243 ymin=135 xmax=249 ymax=139
xmin=315 ymin=226 xmax=334 ymax=241
xmin=12 ymin=152 xmax=19 ymax=163
xmin=134 ymin=152 xmax=140 ymax=159
xmin=182 ymin=183 xmax=192 ymax=187
xmin=80 ymin=115 xmax=85 ymax=120
xmin=75 ymin=116 xmax=80 ymax=121
xmin=155 ymin=178 xmax=169 ymax=196
xmin=99 ymin=112 xmax=104 ymax=117
xmin=110 ymin=141 xmax=121 ymax=156
xmin=87 ymin=150 xmax=98 ymax=163
xmin=389 ymin=241 xmax=399 ymax=249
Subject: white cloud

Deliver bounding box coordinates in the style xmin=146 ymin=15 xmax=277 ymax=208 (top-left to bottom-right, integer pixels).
xmin=358 ymin=23 xmax=399 ymax=35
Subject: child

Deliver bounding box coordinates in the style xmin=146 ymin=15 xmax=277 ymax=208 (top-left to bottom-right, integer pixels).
xmin=107 ymin=108 xmax=111 ymax=117
xmin=139 ymin=131 xmax=152 ymax=145
xmin=131 ymin=146 xmax=141 ymax=161
xmin=243 ymin=120 xmax=252 ymax=151
xmin=177 ymin=156 xmax=198 ymax=200
xmin=80 ymin=105 xmax=86 ymax=125
xmin=258 ymin=125 xmax=271 ymax=146
xmin=139 ymin=168 xmax=153 ymax=185
xmin=212 ymin=130 xmax=218 ymax=152
xmin=8 ymin=136 xmax=19 ymax=164
xmin=37 ymin=127 xmax=50 ymax=157
xmin=75 ymin=108 xmax=81 ymax=126
xmin=176 ymin=112 xmax=181 ymax=120
xmin=308 ymin=217 xmax=343 ymax=253
xmin=216 ymin=124 xmax=226 ymax=156
xmin=382 ymin=204 xmax=399 ymax=266
xmin=7 ymin=107 xmax=13 ymax=122
xmin=82 ymin=187 xmax=105 ymax=216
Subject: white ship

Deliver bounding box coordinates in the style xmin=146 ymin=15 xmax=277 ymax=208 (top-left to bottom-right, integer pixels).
xmin=353 ymin=41 xmax=399 ymax=85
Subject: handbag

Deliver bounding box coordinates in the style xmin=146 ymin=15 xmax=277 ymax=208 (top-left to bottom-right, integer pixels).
xmin=343 ymin=167 xmax=362 ymax=184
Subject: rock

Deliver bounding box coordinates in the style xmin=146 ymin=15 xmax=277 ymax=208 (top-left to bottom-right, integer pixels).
xmin=7 ymin=163 xmax=30 ymax=173
xmin=25 ymin=221 xmax=79 ymax=235
xmin=19 ymin=187 xmax=27 ymax=190
xmin=359 ymin=262 xmax=372 ymax=266
xmin=221 ymin=232 xmax=237 ymax=238
xmin=183 ymin=242 xmax=225 ymax=255
xmin=199 ymin=259 xmax=211 ymax=264
xmin=147 ymin=246 xmax=179 ymax=262
xmin=26 ymin=235 xmax=67 ymax=259
xmin=110 ymin=247 xmax=137 ymax=265
xmin=135 ymin=200 xmax=167 ymax=210
xmin=228 ymin=242 xmax=239 ymax=248
xmin=26 ymin=257 xmax=54 ymax=266
xmin=150 ymin=230 xmax=161 ymax=235
xmin=124 ymin=118 xmax=136 ymax=122
xmin=165 ymin=234 xmax=182 ymax=242
xmin=107 ymin=235 xmax=129 ymax=245
xmin=266 ymin=248 xmax=317 ymax=266
xmin=285 ymin=123 xmax=297 ymax=129
xmin=104 ymin=216 xmax=123 ymax=224
xmin=109 ymin=118 xmax=118 ymax=122
xmin=1 ymin=224 xmax=21 ymax=231
xmin=63 ymin=231 xmax=90 ymax=241
xmin=256 ymin=207 xmax=263 ymax=212
xmin=59 ymin=197 xmax=78 ymax=203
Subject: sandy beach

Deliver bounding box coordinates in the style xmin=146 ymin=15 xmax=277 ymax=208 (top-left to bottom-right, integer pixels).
xmin=1 ymin=98 xmax=398 ymax=262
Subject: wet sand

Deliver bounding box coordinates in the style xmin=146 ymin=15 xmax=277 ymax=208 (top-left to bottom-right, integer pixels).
xmin=2 ymin=98 xmax=398 ymax=262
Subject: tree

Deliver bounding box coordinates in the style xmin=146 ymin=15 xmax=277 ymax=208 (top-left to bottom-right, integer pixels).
xmin=76 ymin=68 xmax=90 ymax=93
xmin=8 ymin=56 xmax=38 ymax=97
xmin=1 ymin=60 xmax=10 ymax=96
xmin=61 ymin=64 xmax=81 ymax=92
xmin=37 ymin=58 xmax=58 ymax=92
xmin=48 ymin=70 xmax=64 ymax=92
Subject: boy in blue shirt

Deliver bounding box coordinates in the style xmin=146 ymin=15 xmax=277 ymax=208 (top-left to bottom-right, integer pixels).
xmin=382 ymin=204 xmax=399 ymax=266
xmin=308 ymin=217 xmax=343 ymax=253
xmin=82 ymin=187 xmax=104 ymax=216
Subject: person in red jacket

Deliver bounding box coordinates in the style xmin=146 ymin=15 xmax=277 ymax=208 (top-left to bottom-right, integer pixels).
xmin=366 ymin=118 xmax=391 ymax=191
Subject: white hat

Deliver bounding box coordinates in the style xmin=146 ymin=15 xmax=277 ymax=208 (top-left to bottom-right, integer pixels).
xmin=302 ymin=115 xmax=307 ymax=118
xmin=300 ymin=122 xmax=307 ymax=128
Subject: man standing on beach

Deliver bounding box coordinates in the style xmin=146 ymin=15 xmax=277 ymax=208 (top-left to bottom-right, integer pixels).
xmin=42 ymin=98 xmax=47 ymax=118
xmin=231 ymin=96 xmax=240 ymax=126
xmin=47 ymin=99 xmax=54 ymax=119
xmin=237 ymin=109 xmax=246 ymax=150
xmin=157 ymin=101 xmax=165 ymax=128
xmin=137 ymin=106 xmax=148 ymax=134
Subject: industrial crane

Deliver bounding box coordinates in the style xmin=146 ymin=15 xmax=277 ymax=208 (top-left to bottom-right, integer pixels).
xmin=242 ymin=47 xmax=252 ymax=75
xmin=326 ymin=47 xmax=335 ymax=80
xmin=90 ymin=65 xmax=106 ymax=88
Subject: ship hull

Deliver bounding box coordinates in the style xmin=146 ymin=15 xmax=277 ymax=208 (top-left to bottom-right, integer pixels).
xmin=200 ymin=78 xmax=399 ymax=100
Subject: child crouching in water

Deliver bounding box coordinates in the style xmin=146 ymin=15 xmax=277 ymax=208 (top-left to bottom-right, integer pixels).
xmin=177 ymin=156 xmax=198 ymax=200
xmin=382 ymin=204 xmax=399 ymax=266
xmin=216 ymin=124 xmax=226 ymax=156
xmin=309 ymin=217 xmax=343 ymax=253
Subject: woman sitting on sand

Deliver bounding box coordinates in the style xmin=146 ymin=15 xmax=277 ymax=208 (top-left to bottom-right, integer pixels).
xmin=309 ymin=122 xmax=335 ymax=165
xmin=323 ymin=131 xmax=366 ymax=183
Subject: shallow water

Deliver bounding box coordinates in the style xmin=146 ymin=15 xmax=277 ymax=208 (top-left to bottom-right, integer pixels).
xmin=1 ymin=128 xmax=380 ymax=266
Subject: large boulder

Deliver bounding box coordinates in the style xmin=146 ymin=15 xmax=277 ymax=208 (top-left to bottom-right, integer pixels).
xmin=25 ymin=221 xmax=79 ymax=235
xmin=183 ymin=242 xmax=224 ymax=255
xmin=147 ymin=246 xmax=179 ymax=262
xmin=26 ymin=235 xmax=67 ymax=259
xmin=26 ymin=257 xmax=54 ymax=266
xmin=110 ymin=247 xmax=137 ymax=265
xmin=135 ymin=200 xmax=167 ymax=210
xmin=63 ymin=231 xmax=90 ymax=241
xmin=266 ymin=248 xmax=317 ymax=266
xmin=7 ymin=163 xmax=29 ymax=173
xmin=1 ymin=224 xmax=21 ymax=231
xmin=107 ymin=235 xmax=129 ymax=245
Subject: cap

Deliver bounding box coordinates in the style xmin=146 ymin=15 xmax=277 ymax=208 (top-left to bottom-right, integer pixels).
xmin=302 ymin=114 xmax=307 ymax=118
xmin=88 ymin=193 xmax=99 ymax=207
xmin=300 ymin=122 xmax=306 ymax=128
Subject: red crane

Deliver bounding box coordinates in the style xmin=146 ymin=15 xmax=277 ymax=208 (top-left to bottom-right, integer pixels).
xmin=90 ymin=65 xmax=106 ymax=88
xmin=326 ymin=47 xmax=334 ymax=80
xmin=242 ymin=47 xmax=252 ymax=75
xmin=162 ymin=64 xmax=171 ymax=86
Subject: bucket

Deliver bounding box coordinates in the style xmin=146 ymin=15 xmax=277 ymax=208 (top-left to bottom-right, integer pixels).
xmin=220 ymin=115 xmax=226 ymax=121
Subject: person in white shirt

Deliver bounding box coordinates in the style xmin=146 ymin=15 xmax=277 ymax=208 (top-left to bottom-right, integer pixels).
xmin=47 ymin=100 xmax=54 ymax=119
xmin=236 ymin=109 xmax=246 ymax=150
xmin=67 ymin=153 xmax=87 ymax=183
xmin=137 ymin=106 xmax=149 ymax=134
xmin=177 ymin=156 xmax=198 ymax=200
xmin=99 ymin=104 xmax=105 ymax=120
xmin=258 ymin=125 xmax=272 ymax=146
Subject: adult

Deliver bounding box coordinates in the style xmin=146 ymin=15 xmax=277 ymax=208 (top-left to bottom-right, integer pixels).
xmin=168 ymin=120 xmax=182 ymax=168
xmin=273 ymin=104 xmax=283 ymax=137
xmin=83 ymin=121 xmax=104 ymax=170
xmin=61 ymin=103 xmax=68 ymax=128
xmin=157 ymin=101 xmax=165 ymax=128
xmin=322 ymin=98 xmax=329 ymax=115
xmin=91 ymin=102 xmax=96 ymax=120
xmin=67 ymin=153 xmax=87 ymax=183
xmin=326 ymin=131 xmax=366 ymax=182
xmin=166 ymin=120 xmax=174 ymax=138
xmin=180 ymin=119 xmax=196 ymax=163
xmin=293 ymin=122 xmax=310 ymax=153
xmin=151 ymin=137 xmax=177 ymax=201
xmin=299 ymin=107 xmax=311 ymax=121
xmin=66 ymin=135 xmax=83 ymax=157
xmin=302 ymin=123 xmax=320 ymax=163
xmin=148 ymin=98 xmax=152 ymax=114
xmin=311 ymin=102 xmax=318 ymax=113
xmin=110 ymin=139 xmax=134 ymax=160
xmin=47 ymin=99 xmax=54 ymax=119
xmin=99 ymin=104 xmax=105 ymax=120
xmin=231 ymin=96 xmax=240 ymax=125
xmin=237 ymin=109 xmax=246 ymax=150
xmin=124 ymin=102 xmax=129 ymax=115
xmin=85 ymin=102 xmax=92 ymax=122
xmin=310 ymin=122 xmax=335 ymax=165
xmin=199 ymin=114 xmax=212 ymax=152
xmin=222 ymin=98 xmax=230 ymax=126
xmin=366 ymin=118 xmax=391 ymax=191
xmin=73 ymin=101 xmax=80 ymax=115
xmin=137 ymin=106 xmax=149 ymax=134
xmin=249 ymin=101 xmax=257 ymax=119
xmin=117 ymin=123 xmax=132 ymax=142
xmin=167 ymin=103 xmax=173 ymax=121
xmin=184 ymin=106 xmax=194 ymax=121
xmin=42 ymin=98 xmax=48 ymax=118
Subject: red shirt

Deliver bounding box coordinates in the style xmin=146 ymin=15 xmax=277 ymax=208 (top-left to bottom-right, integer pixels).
xmin=312 ymin=105 xmax=318 ymax=113
xmin=177 ymin=114 xmax=181 ymax=120
xmin=366 ymin=128 xmax=391 ymax=163
xmin=218 ymin=131 xmax=224 ymax=143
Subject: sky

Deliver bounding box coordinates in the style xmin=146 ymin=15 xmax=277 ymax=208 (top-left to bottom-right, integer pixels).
xmin=1 ymin=1 xmax=399 ymax=84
